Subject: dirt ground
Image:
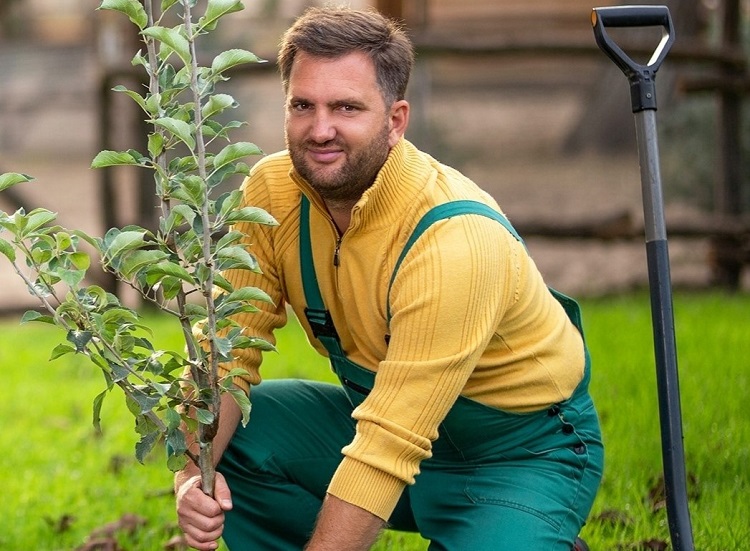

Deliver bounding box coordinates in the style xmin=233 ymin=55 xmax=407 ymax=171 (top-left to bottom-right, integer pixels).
xmin=1 ymin=45 xmax=744 ymax=314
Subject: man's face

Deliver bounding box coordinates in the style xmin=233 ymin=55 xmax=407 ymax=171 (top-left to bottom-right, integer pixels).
xmin=284 ymin=51 xmax=404 ymax=205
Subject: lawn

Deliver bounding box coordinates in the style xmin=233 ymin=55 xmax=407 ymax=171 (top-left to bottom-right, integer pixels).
xmin=1 ymin=290 xmax=748 ymax=550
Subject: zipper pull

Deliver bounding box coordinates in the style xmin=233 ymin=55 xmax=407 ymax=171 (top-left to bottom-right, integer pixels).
xmin=333 ymin=238 xmax=341 ymax=267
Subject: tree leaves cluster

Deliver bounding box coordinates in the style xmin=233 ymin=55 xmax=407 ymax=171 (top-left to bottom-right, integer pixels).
xmin=0 ymin=0 xmax=274 ymax=494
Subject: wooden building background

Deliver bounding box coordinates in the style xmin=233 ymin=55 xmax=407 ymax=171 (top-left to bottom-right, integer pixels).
xmin=1 ymin=0 xmax=748 ymax=311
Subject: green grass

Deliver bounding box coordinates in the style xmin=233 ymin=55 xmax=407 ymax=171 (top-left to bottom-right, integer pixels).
xmin=1 ymin=290 xmax=748 ymax=550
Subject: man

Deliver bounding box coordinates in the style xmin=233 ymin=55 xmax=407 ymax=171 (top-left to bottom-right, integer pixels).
xmin=176 ymin=6 xmax=603 ymax=550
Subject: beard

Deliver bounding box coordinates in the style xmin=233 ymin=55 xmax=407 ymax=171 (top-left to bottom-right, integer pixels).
xmin=288 ymin=123 xmax=391 ymax=205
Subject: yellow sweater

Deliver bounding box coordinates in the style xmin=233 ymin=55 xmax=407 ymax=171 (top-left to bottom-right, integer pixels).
xmin=223 ymin=138 xmax=585 ymax=520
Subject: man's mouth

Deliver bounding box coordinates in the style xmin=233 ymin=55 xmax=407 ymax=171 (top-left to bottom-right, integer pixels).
xmin=307 ymin=146 xmax=344 ymax=164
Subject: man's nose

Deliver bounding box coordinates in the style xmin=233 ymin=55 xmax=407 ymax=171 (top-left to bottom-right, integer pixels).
xmin=309 ymin=111 xmax=336 ymax=143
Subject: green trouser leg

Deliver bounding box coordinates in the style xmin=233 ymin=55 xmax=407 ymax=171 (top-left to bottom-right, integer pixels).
xmin=217 ymin=373 xmax=603 ymax=550
xmin=218 ymin=379 xmax=362 ymax=549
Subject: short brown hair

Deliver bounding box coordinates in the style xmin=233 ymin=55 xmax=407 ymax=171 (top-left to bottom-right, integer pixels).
xmin=278 ymin=6 xmax=414 ymax=105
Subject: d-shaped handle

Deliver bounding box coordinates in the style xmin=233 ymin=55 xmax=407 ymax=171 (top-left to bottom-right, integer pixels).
xmin=592 ymin=5 xmax=675 ymax=112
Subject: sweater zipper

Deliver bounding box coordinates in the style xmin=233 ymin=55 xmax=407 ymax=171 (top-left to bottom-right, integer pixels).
xmin=333 ymin=236 xmax=342 ymax=267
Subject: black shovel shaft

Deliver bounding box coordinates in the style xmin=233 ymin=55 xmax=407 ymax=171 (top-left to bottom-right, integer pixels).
xmin=592 ymin=6 xmax=695 ymax=551
xmin=636 ymin=111 xmax=695 ymax=551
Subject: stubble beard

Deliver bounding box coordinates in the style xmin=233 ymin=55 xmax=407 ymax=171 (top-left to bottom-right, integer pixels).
xmin=289 ymin=124 xmax=391 ymax=206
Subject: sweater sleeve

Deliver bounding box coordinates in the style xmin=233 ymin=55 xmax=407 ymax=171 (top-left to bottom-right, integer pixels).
xmin=213 ymin=166 xmax=295 ymax=393
xmin=326 ymin=214 xmax=520 ymax=519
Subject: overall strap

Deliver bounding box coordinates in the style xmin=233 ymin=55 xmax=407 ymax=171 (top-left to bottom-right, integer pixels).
xmin=386 ymin=200 xmax=584 ymax=336
xmin=386 ymin=200 xmax=523 ymax=324
xmin=299 ymin=195 xmax=345 ymax=355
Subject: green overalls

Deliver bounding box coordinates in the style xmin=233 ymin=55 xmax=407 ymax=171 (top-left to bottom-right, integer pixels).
xmin=218 ymin=197 xmax=604 ymax=550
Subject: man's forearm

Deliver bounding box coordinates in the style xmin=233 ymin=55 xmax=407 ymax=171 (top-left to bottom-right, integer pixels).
xmin=305 ymin=494 xmax=386 ymax=551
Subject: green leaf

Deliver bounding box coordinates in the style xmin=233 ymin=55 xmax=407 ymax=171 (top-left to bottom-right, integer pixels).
xmin=81 ymin=285 xmax=111 ymax=310
xmin=105 ymin=231 xmax=148 ymax=267
xmin=157 ymin=63 xmax=179 ymax=94
xmin=69 ymin=252 xmax=91 ymax=271
xmin=161 ymin=204 xmax=195 ymax=235
xmin=171 ymin=175 xmax=206 ymax=207
xmin=91 ymin=150 xmax=142 ymax=168
xmin=0 ymin=239 xmax=15 ymax=262
xmin=160 ymin=276 xmax=183 ymax=300
xmin=144 ymin=93 xmax=162 ymax=117
xmin=148 ymin=132 xmax=164 ymax=158
xmin=166 ymin=426 xmax=187 ymax=456
xmin=206 ymin=162 xmax=249 ymax=189
xmin=202 ymin=119 xmax=245 ymax=141
xmin=131 ymin=50 xmax=148 ymax=68
xmin=215 ymin=231 xmax=244 ymax=254
xmin=184 ymin=303 xmax=208 ymax=319
xmin=22 ymin=209 xmax=57 ymax=235
xmin=54 ymin=232 xmax=72 ymax=251
xmin=217 ymin=302 xmax=259 ymax=319
xmin=98 ymin=0 xmax=148 ymax=30
xmin=227 ymin=386 xmax=251 ymax=426
xmin=112 ymin=85 xmax=148 ymax=112
xmin=213 ymin=272 xmax=234 ymax=294
xmin=167 ymin=452 xmax=188 ymax=472
xmin=110 ymin=361 xmax=131 ymax=383
xmin=0 ymin=172 xmax=33 ymax=192
xmin=146 ymin=260 xmax=194 ymax=284
xmin=102 ymin=308 xmax=140 ymax=327
xmin=201 ymin=93 xmax=238 ymax=120
xmin=213 ymin=142 xmax=262 ymax=172
xmin=50 ymin=343 xmax=76 ymax=360
xmin=215 ymin=190 xmax=243 ymax=218
xmin=153 ymin=117 xmax=196 ymax=150
xmin=67 ymin=330 xmax=93 ymax=352
xmin=165 ymin=408 xmax=182 ymax=431
xmin=233 ymin=335 xmax=276 ymax=352
xmin=216 ymin=245 xmax=260 ymax=272
xmin=72 ymin=229 xmax=100 ymax=250
xmin=119 ymin=249 xmax=170 ymax=278
xmin=161 ymin=0 xmax=180 ymax=12
xmin=199 ymin=0 xmax=244 ymax=31
xmin=135 ymin=430 xmax=160 ymax=463
xmin=60 ymin=268 xmax=86 ymax=288
xmin=21 ymin=310 xmax=54 ymax=325
xmin=132 ymin=388 xmax=161 ymax=414
xmin=210 ymin=48 xmax=262 ymax=75
xmin=214 ymin=335 xmax=233 ymax=359
xmin=224 ymin=206 xmax=278 ymax=226
xmin=92 ymin=390 xmax=108 ymax=433
xmin=142 ymin=26 xmax=191 ymax=67
xmin=224 ymin=286 xmax=273 ymax=305
xmin=195 ymin=408 xmax=215 ymax=425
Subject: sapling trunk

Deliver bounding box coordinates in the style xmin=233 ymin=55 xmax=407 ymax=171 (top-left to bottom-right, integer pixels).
xmin=144 ymin=0 xmax=220 ymax=496
xmin=199 ymin=433 xmax=215 ymax=497
xmin=185 ymin=0 xmax=219 ymax=497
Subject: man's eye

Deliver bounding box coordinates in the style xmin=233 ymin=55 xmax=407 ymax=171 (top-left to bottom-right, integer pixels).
xmin=292 ymin=102 xmax=310 ymax=111
xmin=339 ymin=104 xmax=357 ymax=113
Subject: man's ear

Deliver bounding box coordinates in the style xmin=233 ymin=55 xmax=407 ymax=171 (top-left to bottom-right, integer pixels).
xmin=388 ymin=100 xmax=410 ymax=147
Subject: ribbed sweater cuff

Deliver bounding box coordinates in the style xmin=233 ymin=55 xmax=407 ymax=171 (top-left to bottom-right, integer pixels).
xmin=217 ymin=361 xmax=251 ymax=394
xmin=327 ymin=457 xmax=407 ymax=521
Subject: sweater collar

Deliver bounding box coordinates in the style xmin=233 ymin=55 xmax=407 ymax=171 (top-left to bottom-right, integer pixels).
xmin=290 ymin=139 xmax=432 ymax=231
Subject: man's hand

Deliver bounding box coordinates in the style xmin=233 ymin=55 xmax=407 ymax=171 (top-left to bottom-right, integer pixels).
xmin=174 ymin=389 xmax=243 ymax=549
xmin=176 ymin=471 xmax=233 ymax=550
